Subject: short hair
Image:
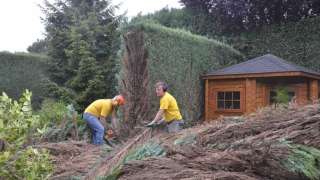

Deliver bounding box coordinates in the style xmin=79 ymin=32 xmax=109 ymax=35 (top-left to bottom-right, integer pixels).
xmin=155 ymin=81 xmax=168 ymax=92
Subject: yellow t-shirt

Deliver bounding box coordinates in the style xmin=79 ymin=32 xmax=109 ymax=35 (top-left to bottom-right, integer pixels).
xmin=160 ymin=92 xmax=182 ymax=122
xmin=84 ymin=99 xmax=113 ymax=118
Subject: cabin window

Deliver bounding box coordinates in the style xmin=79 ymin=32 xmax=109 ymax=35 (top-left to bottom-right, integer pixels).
xmin=217 ymin=91 xmax=240 ymax=110
xmin=269 ymin=91 xmax=295 ymax=104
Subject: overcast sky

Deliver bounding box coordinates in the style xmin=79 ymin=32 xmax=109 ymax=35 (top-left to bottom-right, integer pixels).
xmin=0 ymin=0 xmax=182 ymax=52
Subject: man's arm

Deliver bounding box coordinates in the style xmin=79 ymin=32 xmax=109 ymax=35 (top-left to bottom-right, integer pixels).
xmin=151 ymin=109 xmax=164 ymax=124
xmin=99 ymin=116 xmax=107 ymax=128
xmin=111 ymin=110 xmax=119 ymax=130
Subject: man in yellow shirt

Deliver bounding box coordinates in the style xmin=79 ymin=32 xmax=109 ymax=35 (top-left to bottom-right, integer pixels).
xmin=147 ymin=81 xmax=184 ymax=133
xmin=83 ymin=95 xmax=125 ymax=145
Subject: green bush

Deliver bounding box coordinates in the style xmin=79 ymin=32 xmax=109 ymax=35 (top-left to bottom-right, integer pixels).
xmin=0 ymin=90 xmax=41 ymax=147
xmin=0 ymin=90 xmax=53 ymax=179
xmin=120 ymin=22 xmax=244 ymax=124
xmin=273 ymin=87 xmax=290 ymax=105
xmin=37 ymin=99 xmax=69 ymax=127
xmin=37 ymin=99 xmax=87 ymax=142
xmin=13 ymin=147 xmax=53 ymax=179
xmin=40 ymin=79 xmax=76 ymax=106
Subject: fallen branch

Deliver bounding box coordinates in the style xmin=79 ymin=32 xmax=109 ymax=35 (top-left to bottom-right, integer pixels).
xmin=84 ymin=128 xmax=152 ymax=179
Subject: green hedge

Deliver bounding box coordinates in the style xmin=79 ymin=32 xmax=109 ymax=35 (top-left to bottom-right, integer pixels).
xmin=0 ymin=52 xmax=49 ymax=108
xmin=231 ymin=17 xmax=320 ymax=72
xmin=121 ymin=22 xmax=243 ymax=124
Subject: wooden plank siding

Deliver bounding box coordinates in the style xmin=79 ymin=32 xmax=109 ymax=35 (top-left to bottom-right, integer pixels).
xmin=296 ymin=83 xmax=309 ymax=105
xmin=245 ymin=78 xmax=257 ymax=114
xmin=205 ymin=79 xmax=209 ymax=121
xmin=256 ymin=82 xmax=267 ymax=108
xmin=205 ymin=78 xmax=320 ymax=121
xmin=206 ymin=79 xmax=245 ymax=120
xmin=309 ymin=79 xmax=319 ymax=103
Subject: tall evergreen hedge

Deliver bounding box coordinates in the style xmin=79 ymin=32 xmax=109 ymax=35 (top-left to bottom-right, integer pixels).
xmin=0 ymin=52 xmax=49 ymax=107
xmin=120 ymin=23 xmax=243 ymax=125
xmin=231 ymin=17 xmax=320 ymax=72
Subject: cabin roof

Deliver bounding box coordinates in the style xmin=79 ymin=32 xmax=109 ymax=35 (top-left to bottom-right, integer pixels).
xmin=206 ymin=54 xmax=320 ymax=77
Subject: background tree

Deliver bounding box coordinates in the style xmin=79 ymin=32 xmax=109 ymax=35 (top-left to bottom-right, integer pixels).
xmin=180 ymin=0 xmax=320 ymax=34
xmin=129 ymin=7 xmax=216 ymax=37
xmin=27 ymin=39 xmax=49 ymax=54
xmin=130 ymin=7 xmax=192 ymax=30
xmin=40 ymin=0 xmax=121 ymax=110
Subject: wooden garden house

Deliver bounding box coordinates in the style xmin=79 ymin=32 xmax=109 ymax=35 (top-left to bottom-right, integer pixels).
xmin=203 ymin=54 xmax=320 ymax=120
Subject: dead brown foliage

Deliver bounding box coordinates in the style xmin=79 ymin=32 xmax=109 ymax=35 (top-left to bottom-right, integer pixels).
xmin=118 ymin=104 xmax=320 ymax=180
xmin=200 ymin=105 xmax=320 ymax=150
xmin=121 ymin=30 xmax=150 ymax=136
xmin=36 ymin=141 xmax=104 ymax=179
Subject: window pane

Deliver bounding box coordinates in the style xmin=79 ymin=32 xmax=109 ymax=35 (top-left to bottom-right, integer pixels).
xmin=217 ymin=91 xmax=241 ymax=110
xmin=233 ymin=101 xmax=240 ymax=109
xmin=233 ymin=92 xmax=240 ymax=100
xmin=225 ymin=101 xmax=232 ymax=109
xmin=225 ymin=92 xmax=232 ymax=100
xmin=218 ymin=92 xmax=224 ymax=100
xmin=218 ymin=101 xmax=225 ymax=109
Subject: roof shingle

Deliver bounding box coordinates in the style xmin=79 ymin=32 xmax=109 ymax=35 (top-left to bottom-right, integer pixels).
xmin=207 ymin=54 xmax=320 ymax=76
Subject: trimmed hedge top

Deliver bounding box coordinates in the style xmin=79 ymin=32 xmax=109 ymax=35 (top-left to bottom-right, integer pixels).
xmin=0 ymin=52 xmax=49 ymax=107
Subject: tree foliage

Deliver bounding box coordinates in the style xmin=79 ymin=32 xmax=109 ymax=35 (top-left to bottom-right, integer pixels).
xmin=227 ymin=17 xmax=320 ymax=72
xmin=273 ymin=87 xmax=290 ymax=107
xmin=180 ymin=0 xmax=320 ymax=33
xmin=41 ymin=0 xmax=121 ymax=110
xmin=130 ymin=7 xmax=193 ymax=31
xmin=27 ymin=39 xmax=49 ymax=54
xmin=129 ymin=7 xmax=216 ymax=37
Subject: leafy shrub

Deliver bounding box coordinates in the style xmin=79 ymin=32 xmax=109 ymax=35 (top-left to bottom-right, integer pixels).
xmin=40 ymin=79 xmax=76 ymax=106
xmin=37 ymin=99 xmax=88 ymax=142
xmin=13 ymin=147 xmax=53 ymax=179
xmin=38 ymin=99 xmax=69 ymax=127
xmin=0 ymin=90 xmax=53 ymax=179
xmin=273 ymin=87 xmax=290 ymax=105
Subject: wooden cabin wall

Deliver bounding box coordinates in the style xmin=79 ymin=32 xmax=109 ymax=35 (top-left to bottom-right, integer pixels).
xmin=205 ymin=78 xmax=320 ymax=121
xmin=309 ymin=79 xmax=319 ymax=102
xmin=245 ymin=78 xmax=257 ymax=114
xmin=206 ymin=79 xmax=246 ymax=120
xmin=256 ymin=82 xmax=268 ymax=109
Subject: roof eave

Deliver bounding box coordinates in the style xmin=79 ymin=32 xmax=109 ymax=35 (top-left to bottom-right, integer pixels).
xmin=202 ymin=71 xmax=320 ymax=80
